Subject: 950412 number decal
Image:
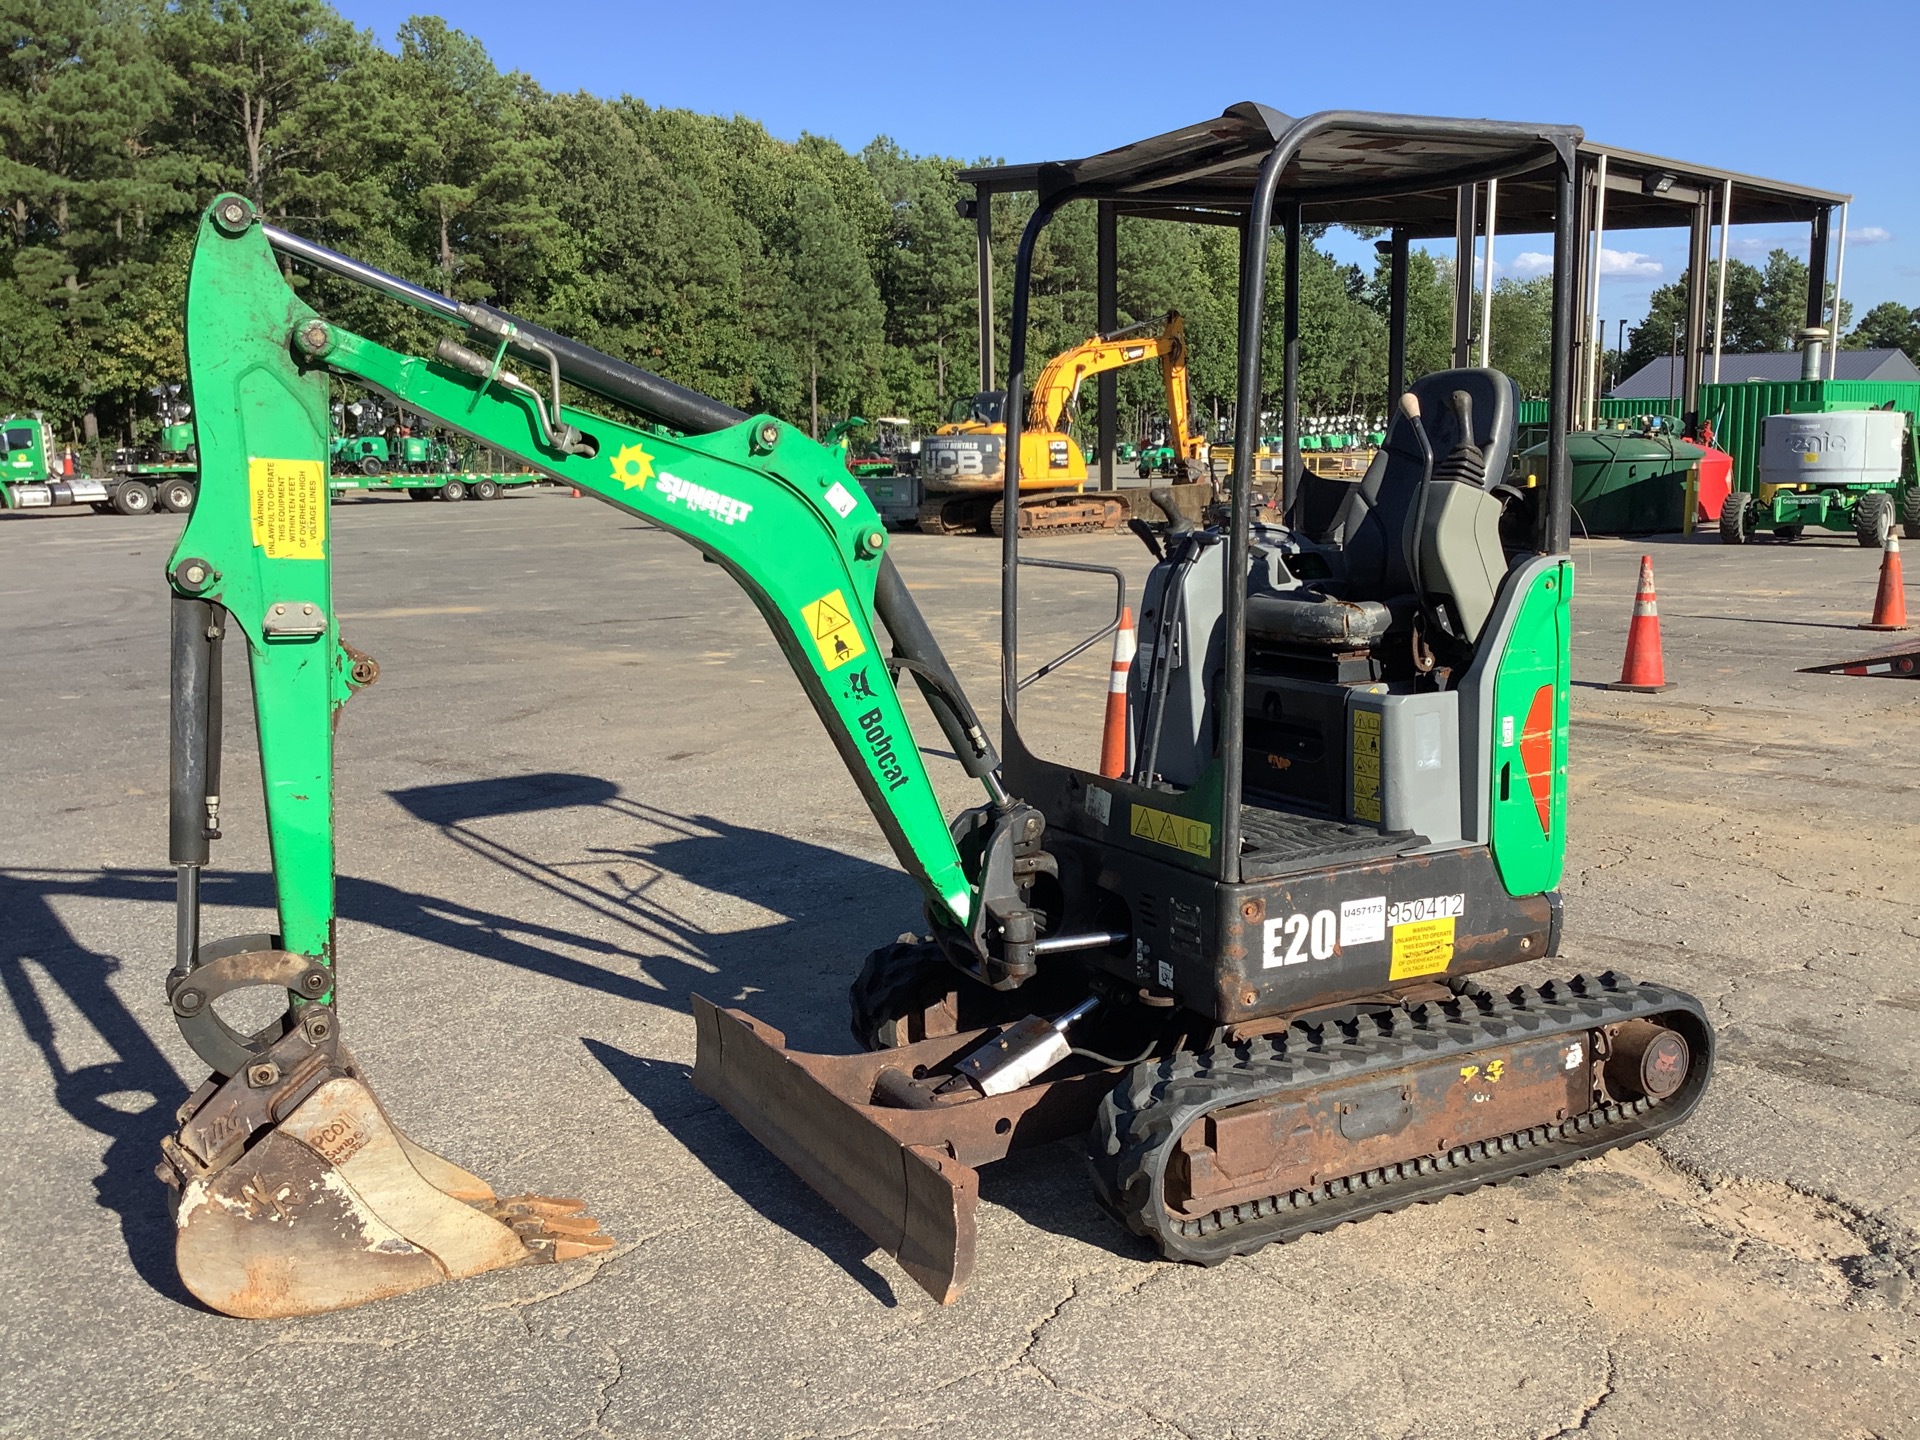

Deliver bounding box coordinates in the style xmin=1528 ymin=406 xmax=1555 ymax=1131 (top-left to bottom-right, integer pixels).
xmin=1262 ymin=893 xmax=1467 ymax=971
xmin=1386 ymin=893 xmax=1464 ymax=926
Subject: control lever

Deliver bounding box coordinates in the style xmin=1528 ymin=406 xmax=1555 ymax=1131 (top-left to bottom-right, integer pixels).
xmin=1148 ymin=486 xmax=1196 ymax=534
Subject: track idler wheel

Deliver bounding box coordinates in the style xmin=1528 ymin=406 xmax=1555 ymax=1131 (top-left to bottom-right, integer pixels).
xmin=160 ymin=937 xmax=610 ymax=1318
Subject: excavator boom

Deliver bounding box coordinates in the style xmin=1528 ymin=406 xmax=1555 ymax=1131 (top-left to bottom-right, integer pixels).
xmin=159 ymin=194 xmax=1022 ymax=1317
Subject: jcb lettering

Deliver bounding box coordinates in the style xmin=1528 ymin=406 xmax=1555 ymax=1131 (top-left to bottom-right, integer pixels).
xmin=928 ymin=448 xmax=987 ymax=477
xmin=1262 ymin=909 xmax=1338 ymax=969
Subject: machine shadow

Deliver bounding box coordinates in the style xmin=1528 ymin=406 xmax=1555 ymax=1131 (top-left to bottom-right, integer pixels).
xmin=0 ymin=872 xmax=194 ymax=1304
xmin=387 ymin=772 xmax=923 ymax=1050
xmin=0 ymin=773 xmax=948 ymax=1300
xmin=581 ymin=1039 xmax=900 ymax=1306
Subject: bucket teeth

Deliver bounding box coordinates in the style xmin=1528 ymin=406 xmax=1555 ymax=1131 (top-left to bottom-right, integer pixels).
xmin=167 ymin=1068 xmax=610 ymax=1318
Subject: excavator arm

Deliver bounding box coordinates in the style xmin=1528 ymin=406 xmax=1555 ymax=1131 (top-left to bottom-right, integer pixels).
xmin=158 ymin=194 xmax=1037 ymax=1318
xmin=1024 ymin=312 xmax=1199 ymax=462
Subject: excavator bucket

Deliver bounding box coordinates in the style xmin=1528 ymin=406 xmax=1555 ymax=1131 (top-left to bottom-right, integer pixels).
xmin=690 ymin=996 xmax=1113 ymax=1304
xmin=164 ymin=1053 xmax=612 ymax=1319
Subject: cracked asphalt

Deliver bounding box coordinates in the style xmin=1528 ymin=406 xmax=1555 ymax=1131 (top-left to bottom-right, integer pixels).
xmin=2 ymin=491 xmax=1916 ymax=1438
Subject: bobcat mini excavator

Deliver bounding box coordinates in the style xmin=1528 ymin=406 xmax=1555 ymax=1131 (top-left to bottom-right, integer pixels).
xmin=158 ymin=105 xmax=1711 ymax=1320
xmin=916 ymin=311 xmax=1204 ymax=535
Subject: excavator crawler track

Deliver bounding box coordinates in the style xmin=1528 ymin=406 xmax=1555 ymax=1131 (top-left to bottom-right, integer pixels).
xmin=1089 ymin=972 xmax=1712 ymax=1266
xmin=988 ymin=493 xmax=1129 ymax=535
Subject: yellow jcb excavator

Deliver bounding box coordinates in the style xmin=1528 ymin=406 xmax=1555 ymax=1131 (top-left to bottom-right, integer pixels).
xmin=917 ymin=312 xmax=1204 ymax=535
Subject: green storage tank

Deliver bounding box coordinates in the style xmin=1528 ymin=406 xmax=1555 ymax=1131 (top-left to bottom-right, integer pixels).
xmin=1518 ymin=429 xmax=1705 ymax=534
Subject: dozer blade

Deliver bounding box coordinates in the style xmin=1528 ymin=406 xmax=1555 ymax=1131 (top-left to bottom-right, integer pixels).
xmin=168 ymin=1070 xmax=612 ymax=1319
xmin=690 ymin=995 xmax=1116 ymax=1304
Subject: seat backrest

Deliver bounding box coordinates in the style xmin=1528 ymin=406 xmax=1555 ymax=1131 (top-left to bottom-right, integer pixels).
xmin=1327 ymin=368 xmax=1517 ymax=602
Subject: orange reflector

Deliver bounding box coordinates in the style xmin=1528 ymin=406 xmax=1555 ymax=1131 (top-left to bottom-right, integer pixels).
xmin=1518 ymin=683 xmax=1555 ymax=837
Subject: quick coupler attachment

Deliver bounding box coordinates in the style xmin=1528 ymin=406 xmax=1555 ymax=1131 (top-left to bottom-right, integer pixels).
xmin=161 ymin=934 xmax=612 ymax=1318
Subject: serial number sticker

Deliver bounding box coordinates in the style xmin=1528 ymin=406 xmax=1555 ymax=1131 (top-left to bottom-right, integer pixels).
xmin=1387 ymin=893 xmax=1465 ymax=926
xmin=1130 ymin=803 xmax=1212 ymax=858
xmin=1340 ymin=896 xmax=1386 ymax=947
xmin=799 ymin=589 xmax=866 ymax=671
xmin=1388 ymin=916 xmax=1455 ymax=979
xmin=1083 ymin=787 xmax=1112 ymax=825
xmin=248 ymin=457 xmax=327 ymax=560
xmin=824 ymin=481 xmax=859 ymax=518
xmin=1157 ymin=958 xmax=1174 ymax=989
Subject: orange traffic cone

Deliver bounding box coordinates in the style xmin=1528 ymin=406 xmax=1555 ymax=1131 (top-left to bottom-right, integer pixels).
xmin=1608 ymin=555 xmax=1675 ymax=692
xmin=1099 ymin=605 xmax=1136 ymax=778
xmin=1862 ymin=534 xmax=1908 ymax=631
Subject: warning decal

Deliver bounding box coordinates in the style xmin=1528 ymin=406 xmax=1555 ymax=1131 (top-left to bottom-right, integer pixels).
xmin=1388 ymin=916 xmax=1455 ymax=979
xmin=248 ymin=458 xmax=326 ymax=560
xmin=800 ymin=589 xmax=867 ymax=672
xmin=1352 ymin=708 xmax=1382 ymax=822
xmin=1129 ymin=803 xmax=1212 ymax=858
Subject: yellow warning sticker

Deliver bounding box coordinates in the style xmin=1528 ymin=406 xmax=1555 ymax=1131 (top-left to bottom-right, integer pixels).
xmin=1352 ymin=708 xmax=1382 ymax=823
xmin=1389 ymin=916 xmax=1455 ymax=979
xmin=800 ymin=589 xmax=866 ymax=672
xmin=248 ymin=458 xmax=326 ymax=560
xmin=1129 ymin=803 xmax=1213 ymax=858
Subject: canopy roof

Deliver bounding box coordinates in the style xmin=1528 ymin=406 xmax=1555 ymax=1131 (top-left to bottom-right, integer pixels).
xmin=956 ymin=104 xmax=1848 ymax=238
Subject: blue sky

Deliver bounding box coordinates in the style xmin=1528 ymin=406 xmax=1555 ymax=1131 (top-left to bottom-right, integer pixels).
xmin=337 ymin=0 xmax=1914 ymax=339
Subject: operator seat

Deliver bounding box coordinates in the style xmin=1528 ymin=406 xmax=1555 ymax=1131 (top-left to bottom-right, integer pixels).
xmin=1246 ymin=368 xmax=1518 ymax=650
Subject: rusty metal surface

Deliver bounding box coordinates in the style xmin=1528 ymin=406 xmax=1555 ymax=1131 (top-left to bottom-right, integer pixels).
xmin=164 ymin=1060 xmax=611 ymax=1318
xmin=691 ymin=996 xmax=1121 ymax=1303
xmin=1168 ymin=1031 xmax=1590 ymax=1218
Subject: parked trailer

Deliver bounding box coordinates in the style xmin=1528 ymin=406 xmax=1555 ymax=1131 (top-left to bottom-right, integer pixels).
xmin=0 ymin=414 xmax=182 ymax=515
xmin=327 ymin=468 xmax=544 ymax=502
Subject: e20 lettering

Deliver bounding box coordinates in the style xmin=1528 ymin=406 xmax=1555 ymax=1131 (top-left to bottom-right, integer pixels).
xmin=1262 ymin=909 xmax=1337 ymax=969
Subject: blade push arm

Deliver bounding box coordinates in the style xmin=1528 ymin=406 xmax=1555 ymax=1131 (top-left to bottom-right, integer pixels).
xmin=166 ymin=197 xmax=992 ymax=996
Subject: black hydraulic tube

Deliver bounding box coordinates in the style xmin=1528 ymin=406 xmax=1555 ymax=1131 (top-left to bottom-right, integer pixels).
xmin=1226 ymin=141 xmax=1299 ymax=883
xmin=874 ymin=556 xmax=1001 ymax=784
xmin=169 ymin=597 xmax=223 ymax=976
xmin=1545 ymin=159 xmax=1576 ymax=556
xmin=1281 ymin=202 xmax=1302 ymax=517
xmin=1002 ymin=194 xmax=1071 ymax=724
xmin=263 ymin=224 xmax=747 ymax=437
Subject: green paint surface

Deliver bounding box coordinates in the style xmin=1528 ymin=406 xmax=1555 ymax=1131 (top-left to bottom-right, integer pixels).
xmin=1487 ymin=560 xmax=1571 ymax=896
xmin=168 ymin=198 xmax=973 ymax=974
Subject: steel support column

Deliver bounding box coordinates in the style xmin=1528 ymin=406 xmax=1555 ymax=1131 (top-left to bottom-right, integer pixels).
xmin=1453 ymin=184 xmax=1475 ymax=369
xmin=975 ymin=191 xmax=995 ymax=392
xmin=1386 ymin=228 xmax=1410 ymax=405
xmin=1682 ymin=196 xmax=1710 ymax=432
xmin=1712 ymin=179 xmax=1732 ymax=384
xmin=1805 ymin=205 xmax=1831 ymax=333
xmin=1096 ymin=201 xmax=1117 ymax=491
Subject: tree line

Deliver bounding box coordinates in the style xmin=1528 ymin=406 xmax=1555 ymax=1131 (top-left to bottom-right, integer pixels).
xmin=11 ymin=3 xmax=1904 ymax=453
xmin=0 ymin=0 xmax=1510 ymax=449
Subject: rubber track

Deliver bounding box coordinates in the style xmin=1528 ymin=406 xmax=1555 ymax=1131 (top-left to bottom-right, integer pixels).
xmin=1088 ymin=971 xmax=1713 ymax=1266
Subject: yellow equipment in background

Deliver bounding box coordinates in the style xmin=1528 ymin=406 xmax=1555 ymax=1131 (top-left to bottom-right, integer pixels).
xmin=916 ymin=312 xmax=1203 ymax=534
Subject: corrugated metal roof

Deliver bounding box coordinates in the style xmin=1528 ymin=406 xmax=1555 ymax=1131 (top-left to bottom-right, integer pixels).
xmin=1611 ymin=350 xmax=1920 ymax=398
xmin=957 ymin=104 xmax=1848 ymax=238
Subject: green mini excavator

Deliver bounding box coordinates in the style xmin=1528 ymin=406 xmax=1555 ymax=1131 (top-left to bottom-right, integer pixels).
xmin=159 ymin=106 xmax=1712 ymax=1318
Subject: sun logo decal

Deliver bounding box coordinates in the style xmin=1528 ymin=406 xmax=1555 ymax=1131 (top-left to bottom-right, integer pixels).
xmin=610 ymin=442 xmax=655 ymax=490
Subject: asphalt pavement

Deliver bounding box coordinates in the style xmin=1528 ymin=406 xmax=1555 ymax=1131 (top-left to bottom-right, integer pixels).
xmin=1 ymin=489 xmax=1915 ymax=1439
